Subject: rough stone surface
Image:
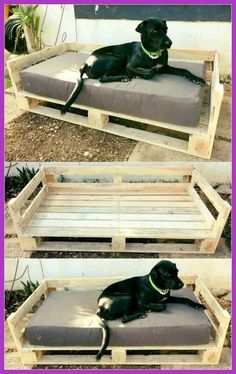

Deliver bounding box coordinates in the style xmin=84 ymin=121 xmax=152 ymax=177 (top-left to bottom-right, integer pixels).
xmin=216 ymin=184 xmax=232 ymax=195
xmin=5 ymin=93 xmax=25 ymax=126
xmin=223 ymin=291 xmax=232 ymax=302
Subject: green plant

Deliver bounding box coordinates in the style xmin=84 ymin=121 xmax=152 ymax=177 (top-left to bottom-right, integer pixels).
xmin=16 ymin=166 xmax=39 ymax=188
xmin=5 ymin=76 xmax=12 ymax=89
xmin=5 ymin=5 xmax=40 ymax=53
xmin=5 ymin=280 xmax=40 ymax=318
xmin=5 ymin=166 xmax=39 ymax=201
xmin=58 ymin=174 xmax=68 ymax=183
xmin=19 ymin=280 xmax=40 ymax=298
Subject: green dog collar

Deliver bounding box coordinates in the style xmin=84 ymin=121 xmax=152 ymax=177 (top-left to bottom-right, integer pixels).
xmin=149 ymin=275 xmax=169 ymax=295
xmin=141 ymin=43 xmax=163 ymax=59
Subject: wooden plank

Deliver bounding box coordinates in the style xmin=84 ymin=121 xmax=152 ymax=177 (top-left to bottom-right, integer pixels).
xmin=8 ymin=280 xmax=48 ymax=324
xmin=188 ymin=186 xmax=215 ymax=225
xmin=40 ymin=200 xmax=196 ymax=207
xmin=191 ymin=169 xmax=231 ymax=213
xmin=195 ymin=277 xmax=230 ymax=327
xmin=45 ymin=165 xmax=193 ymax=177
xmin=47 ymin=183 xmax=189 ymax=193
xmin=22 ymin=226 xmax=212 ymax=239
xmin=22 ymin=340 xmax=216 ymax=351
xmin=35 ymin=241 xmax=199 ymax=254
xmin=27 ymin=218 xmax=210 ymax=230
xmin=8 ymin=168 xmax=45 ymax=211
xmin=20 ymin=185 xmax=48 ymax=229
xmin=38 ymin=205 xmax=200 ymax=214
xmin=7 ymin=43 xmax=69 ymax=73
xmin=32 ymin=212 xmax=203 ymax=222
xmin=35 ymin=353 xmax=202 ymax=365
xmin=45 ymin=194 xmax=192 ymax=201
xmin=167 ymin=48 xmax=215 ymax=61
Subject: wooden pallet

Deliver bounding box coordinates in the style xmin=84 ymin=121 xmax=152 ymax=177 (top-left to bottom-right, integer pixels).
xmin=8 ymin=165 xmax=231 ymax=254
xmin=7 ymin=275 xmax=230 ymax=366
xmin=7 ymin=43 xmax=223 ymax=159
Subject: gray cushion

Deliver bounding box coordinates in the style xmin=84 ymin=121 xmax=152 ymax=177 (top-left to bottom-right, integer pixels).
xmin=25 ymin=288 xmax=211 ymax=347
xmin=20 ymin=51 xmax=205 ymax=127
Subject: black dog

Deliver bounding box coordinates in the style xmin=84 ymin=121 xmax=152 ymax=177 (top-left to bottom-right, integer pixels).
xmin=61 ymin=18 xmax=205 ymax=115
xmin=96 ymin=260 xmax=206 ymax=361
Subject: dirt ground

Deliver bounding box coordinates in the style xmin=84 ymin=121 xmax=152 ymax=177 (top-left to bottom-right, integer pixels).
xmin=5 ymin=112 xmax=136 ymax=162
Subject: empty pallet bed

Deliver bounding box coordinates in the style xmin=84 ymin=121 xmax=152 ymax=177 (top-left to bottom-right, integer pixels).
xmin=7 ymin=276 xmax=230 ymax=366
xmin=7 ymin=43 xmax=223 ymax=159
xmin=8 ymin=165 xmax=231 ymax=254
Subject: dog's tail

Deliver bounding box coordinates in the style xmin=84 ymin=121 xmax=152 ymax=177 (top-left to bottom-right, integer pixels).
xmin=96 ymin=316 xmax=110 ymax=362
xmin=60 ymin=63 xmax=88 ymax=115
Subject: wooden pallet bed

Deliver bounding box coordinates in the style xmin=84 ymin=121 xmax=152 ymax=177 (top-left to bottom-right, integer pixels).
xmin=8 ymin=165 xmax=231 ymax=254
xmin=7 ymin=43 xmax=223 ymax=159
xmin=7 ymin=275 xmax=230 ymax=366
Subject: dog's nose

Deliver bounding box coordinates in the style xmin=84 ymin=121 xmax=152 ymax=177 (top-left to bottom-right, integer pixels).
xmin=165 ymin=40 xmax=172 ymax=48
xmin=178 ymin=280 xmax=184 ymax=288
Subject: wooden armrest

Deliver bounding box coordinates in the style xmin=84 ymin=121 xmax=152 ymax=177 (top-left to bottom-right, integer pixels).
xmin=191 ymin=169 xmax=231 ymax=214
xmin=8 ymin=167 xmax=46 ymax=212
xmin=7 ymin=280 xmax=48 ymax=325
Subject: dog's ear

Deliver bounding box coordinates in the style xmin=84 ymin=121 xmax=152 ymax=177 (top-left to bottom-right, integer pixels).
xmin=136 ymin=20 xmax=147 ymax=34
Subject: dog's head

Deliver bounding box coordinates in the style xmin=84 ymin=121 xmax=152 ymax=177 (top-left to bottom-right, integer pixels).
xmin=136 ymin=18 xmax=172 ymax=52
xmin=150 ymin=260 xmax=184 ymax=290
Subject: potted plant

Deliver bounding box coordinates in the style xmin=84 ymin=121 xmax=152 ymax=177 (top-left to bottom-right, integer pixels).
xmin=5 ymin=5 xmax=41 ymax=54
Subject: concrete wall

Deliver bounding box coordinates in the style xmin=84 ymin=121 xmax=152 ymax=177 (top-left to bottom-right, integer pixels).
xmin=5 ymin=162 xmax=232 ymax=185
xmin=36 ymin=4 xmax=231 ymax=78
xmin=4 ymin=258 xmax=231 ymax=294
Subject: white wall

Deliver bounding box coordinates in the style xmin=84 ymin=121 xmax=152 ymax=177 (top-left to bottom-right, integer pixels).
xmin=5 ymin=258 xmax=231 ymax=294
xmin=5 ymin=162 xmax=232 ymax=185
xmin=36 ymin=5 xmax=231 ymax=77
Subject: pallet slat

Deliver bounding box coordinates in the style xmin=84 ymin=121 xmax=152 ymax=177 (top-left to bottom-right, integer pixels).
xmin=22 ymin=227 xmax=212 ymax=239
xmin=32 ymin=212 xmax=203 ymax=221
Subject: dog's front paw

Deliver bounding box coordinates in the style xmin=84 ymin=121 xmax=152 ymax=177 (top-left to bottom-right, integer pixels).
xmin=192 ymin=302 xmax=206 ymax=310
xmin=121 ymin=76 xmax=132 ymax=82
xmin=191 ymin=76 xmax=206 ymax=86
xmin=60 ymin=108 xmax=67 ymax=116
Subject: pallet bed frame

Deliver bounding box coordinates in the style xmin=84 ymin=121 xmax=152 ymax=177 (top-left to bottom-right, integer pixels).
xmin=7 ymin=275 xmax=230 ymax=366
xmin=7 ymin=43 xmax=223 ymax=159
xmin=8 ymin=165 xmax=231 ymax=254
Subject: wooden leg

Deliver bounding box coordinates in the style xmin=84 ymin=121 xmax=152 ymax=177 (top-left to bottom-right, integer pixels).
xmin=88 ymin=110 xmax=108 ymax=129
xmin=20 ymin=351 xmax=40 ymax=365
xmin=111 ymin=348 xmax=126 ymax=363
xmin=112 ymin=237 xmax=126 ymax=251
xmin=199 ymin=349 xmax=221 ymax=365
xmin=188 ymin=135 xmax=213 ymax=159
xmin=196 ymin=239 xmax=218 ymax=253
xmin=15 ymin=96 xmax=40 ymax=111
xmin=19 ymin=237 xmax=40 ymax=251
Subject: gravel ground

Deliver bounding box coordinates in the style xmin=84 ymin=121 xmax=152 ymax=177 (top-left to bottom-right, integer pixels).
xmin=5 ymin=112 xmax=136 ymax=162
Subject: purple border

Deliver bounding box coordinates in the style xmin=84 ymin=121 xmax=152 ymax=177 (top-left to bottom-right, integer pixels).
xmin=1 ymin=1 xmax=234 ymax=373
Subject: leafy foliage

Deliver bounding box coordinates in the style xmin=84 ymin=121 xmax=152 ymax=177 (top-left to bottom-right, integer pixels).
xmin=5 ymin=280 xmax=40 ymax=319
xmin=5 ymin=5 xmax=40 ymax=53
xmin=5 ymin=166 xmax=39 ymax=201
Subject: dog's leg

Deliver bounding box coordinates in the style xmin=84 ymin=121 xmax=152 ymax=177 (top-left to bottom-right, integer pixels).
xmin=141 ymin=302 xmax=166 ymax=312
xmin=127 ymin=65 xmax=157 ymax=79
xmin=99 ymin=74 xmax=133 ymax=83
xmin=121 ymin=310 xmax=148 ymax=323
xmin=158 ymin=65 xmax=206 ymax=85
xmin=165 ymin=296 xmax=206 ymax=309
